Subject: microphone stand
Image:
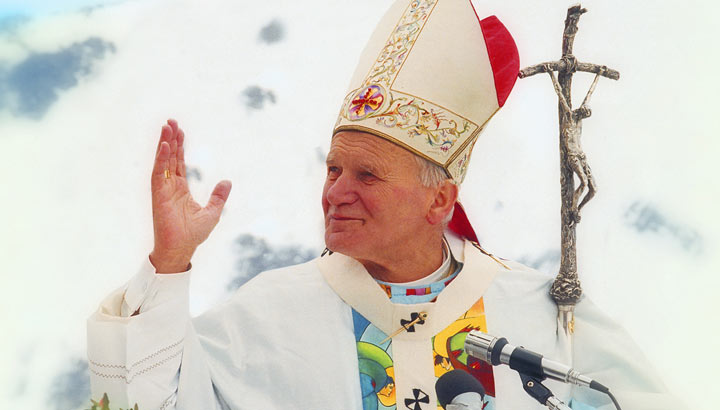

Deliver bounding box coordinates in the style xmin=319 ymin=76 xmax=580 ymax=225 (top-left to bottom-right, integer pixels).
xmin=519 ymin=373 xmax=572 ymax=410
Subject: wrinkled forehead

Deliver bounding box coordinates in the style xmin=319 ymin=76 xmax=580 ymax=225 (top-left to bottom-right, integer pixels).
xmin=327 ymin=131 xmax=417 ymax=168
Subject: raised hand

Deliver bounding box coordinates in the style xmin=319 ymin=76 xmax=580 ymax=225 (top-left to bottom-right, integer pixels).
xmin=149 ymin=119 xmax=232 ymax=273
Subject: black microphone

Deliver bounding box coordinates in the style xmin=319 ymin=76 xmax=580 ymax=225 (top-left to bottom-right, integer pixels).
xmin=464 ymin=330 xmax=609 ymax=393
xmin=435 ymin=369 xmax=485 ymax=410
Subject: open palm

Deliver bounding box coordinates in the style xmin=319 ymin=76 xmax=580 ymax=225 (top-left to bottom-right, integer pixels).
xmin=149 ymin=119 xmax=232 ymax=273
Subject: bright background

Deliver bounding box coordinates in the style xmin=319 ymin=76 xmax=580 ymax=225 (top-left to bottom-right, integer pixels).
xmin=0 ymin=0 xmax=717 ymax=409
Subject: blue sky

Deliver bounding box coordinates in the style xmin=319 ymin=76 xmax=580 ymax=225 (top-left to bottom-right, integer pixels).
xmin=0 ymin=0 xmax=122 ymax=18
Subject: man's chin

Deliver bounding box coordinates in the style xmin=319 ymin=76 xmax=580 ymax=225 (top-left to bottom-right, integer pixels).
xmin=324 ymin=231 xmax=364 ymax=257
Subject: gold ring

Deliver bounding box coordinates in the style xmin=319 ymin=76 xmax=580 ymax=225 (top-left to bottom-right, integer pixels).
xmin=164 ymin=169 xmax=171 ymax=179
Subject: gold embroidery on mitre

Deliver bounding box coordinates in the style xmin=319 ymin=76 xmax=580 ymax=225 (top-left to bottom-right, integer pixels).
xmin=342 ymin=89 xmax=479 ymax=160
xmin=448 ymin=149 xmax=472 ymax=185
xmin=336 ymin=0 xmax=488 ymax=184
xmin=363 ymin=0 xmax=439 ymax=88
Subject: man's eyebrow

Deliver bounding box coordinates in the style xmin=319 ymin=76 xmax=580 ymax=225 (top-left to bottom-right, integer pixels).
xmin=359 ymin=163 xmax=382 ymax=174
xmin=324 ymin=154 xmax=383 ymax=174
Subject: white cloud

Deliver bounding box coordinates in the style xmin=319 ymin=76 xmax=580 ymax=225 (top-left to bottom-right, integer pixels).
xmin=0 ymin=0 xmax=717 ymax=408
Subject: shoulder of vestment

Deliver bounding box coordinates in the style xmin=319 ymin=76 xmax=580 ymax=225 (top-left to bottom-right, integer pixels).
xmin=221 ymin=256 xmax=332 ymax=308
xmin=476 ymin=256 xmax=557 ymax=299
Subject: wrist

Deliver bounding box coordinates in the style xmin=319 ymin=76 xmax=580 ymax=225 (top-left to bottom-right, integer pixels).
xmin=149 ymin=249 xmax=193 ymax=273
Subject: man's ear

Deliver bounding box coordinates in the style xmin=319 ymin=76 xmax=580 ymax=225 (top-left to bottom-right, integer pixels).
xmin=426 ymin=180 xmax=459 ymax=225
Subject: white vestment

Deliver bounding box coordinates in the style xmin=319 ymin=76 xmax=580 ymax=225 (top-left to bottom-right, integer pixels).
xmin=87 ymin=234 xmax=679 ymax=410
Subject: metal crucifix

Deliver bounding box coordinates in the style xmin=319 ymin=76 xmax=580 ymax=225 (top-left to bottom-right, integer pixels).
xmin=519 ymin=5 xmax=620 ymax=335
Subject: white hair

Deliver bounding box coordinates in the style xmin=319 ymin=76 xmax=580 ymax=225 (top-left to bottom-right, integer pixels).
xmin=413 ymin=155 xmax=456 ymax=224
xmin=413 ymin=155 xmax=453 ymax=188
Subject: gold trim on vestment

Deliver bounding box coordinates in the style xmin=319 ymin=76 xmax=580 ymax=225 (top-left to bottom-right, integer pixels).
xmin=445 ymin=106 xmax=500 ymax=166
xmin=388 ymin=1 xmax=439 ymax=88
xmin=395 ymin=89 xmax=478 ymax=129
xmin=361 ymin=0 xmax=441 ymax=88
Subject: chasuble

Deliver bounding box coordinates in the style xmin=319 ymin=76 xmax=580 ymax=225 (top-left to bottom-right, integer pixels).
xmin=87 ymin=232 xmax=678 ymax=410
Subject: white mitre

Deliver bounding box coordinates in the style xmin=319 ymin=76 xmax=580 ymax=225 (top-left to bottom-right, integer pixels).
xmin=333 ymin=0 xmax=520 ymax=185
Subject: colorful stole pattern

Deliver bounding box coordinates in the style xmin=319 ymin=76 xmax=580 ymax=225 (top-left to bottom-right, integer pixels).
xmin=352 ymin=288 xmax=496 ymax=410
xmin=353 ymin=310 xmax=397 ymax=410
xmin=376 ymin=272 xmax=459 ymax=304
xmin=431 ymin=299 xmax=496 ymax=407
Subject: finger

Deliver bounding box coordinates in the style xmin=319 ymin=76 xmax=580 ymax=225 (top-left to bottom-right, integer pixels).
xmin=204 ymin=180 xmax=232 ymax=217
xmin=177 ymin=129 xmax=186 ymax=177
xmin=168 ymin=131 xmax=178 ymax=176
xmin=151 ymin=141 xmax=171 ymax=187
xmin=167 ymin=118 xmax=178 ymax=134
xmin=155 ymin=124 xmax=173 ymax=156
xmin=166 ymin=120 xmax=178 ymax=175
xmin=168 ymin=119 xmax=179 ymax=163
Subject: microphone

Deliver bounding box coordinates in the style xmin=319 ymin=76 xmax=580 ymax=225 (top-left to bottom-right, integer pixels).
xmin=464 ymin=330 xmax=609 ymax=393
xmin=435 ymin=369 xmax=485 ymax=410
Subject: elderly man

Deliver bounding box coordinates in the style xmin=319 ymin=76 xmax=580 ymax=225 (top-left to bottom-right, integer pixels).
xmin=87 ymin=1 xmax=676 ymax=409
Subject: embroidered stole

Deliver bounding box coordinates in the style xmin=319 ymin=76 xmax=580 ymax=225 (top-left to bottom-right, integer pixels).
xmin=317 ymin=241 xmax=503 ymax=410
xmin=351 ymin=299 xmax=496 ymax=410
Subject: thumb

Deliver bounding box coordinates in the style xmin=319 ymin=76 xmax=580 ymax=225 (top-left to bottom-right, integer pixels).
xmin=205 ymin=180 xmax=232 ymax=217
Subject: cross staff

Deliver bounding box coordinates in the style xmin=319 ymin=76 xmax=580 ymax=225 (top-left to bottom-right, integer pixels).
xmin=518 ymin=5 xmax=619 ymax=335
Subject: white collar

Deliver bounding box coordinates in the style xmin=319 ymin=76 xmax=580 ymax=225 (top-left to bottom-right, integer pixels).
xmin=317 ymin=235 xmax=502 ymax=338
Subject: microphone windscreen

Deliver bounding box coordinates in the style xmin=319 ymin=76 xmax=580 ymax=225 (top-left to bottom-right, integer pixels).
xmin=435 ymin=369 xmax=486 ymax=408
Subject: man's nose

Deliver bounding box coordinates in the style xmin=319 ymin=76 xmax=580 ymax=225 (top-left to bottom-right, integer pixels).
xmin=325 ymin=173 xmax=358 ymax=206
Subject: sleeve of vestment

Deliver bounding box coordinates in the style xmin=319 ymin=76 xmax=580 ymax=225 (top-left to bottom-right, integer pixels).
xmin=569 ymin=295 xmax=687 ymax=410
xmin=86 ymin=256 xmax=220 ymax=410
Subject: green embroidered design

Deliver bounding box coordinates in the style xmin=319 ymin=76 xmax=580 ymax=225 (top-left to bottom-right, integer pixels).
xmin=87 ymin=393 xmax=139 ymax=410
xmin=373 ymin=95 xmax=472 ymax=154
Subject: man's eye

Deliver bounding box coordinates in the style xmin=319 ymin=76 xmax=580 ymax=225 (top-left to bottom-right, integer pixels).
xmin=359 ymin=172 xmax=377 ymax=181
xmin=327 ymin=166 xmax=340 ymax=176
